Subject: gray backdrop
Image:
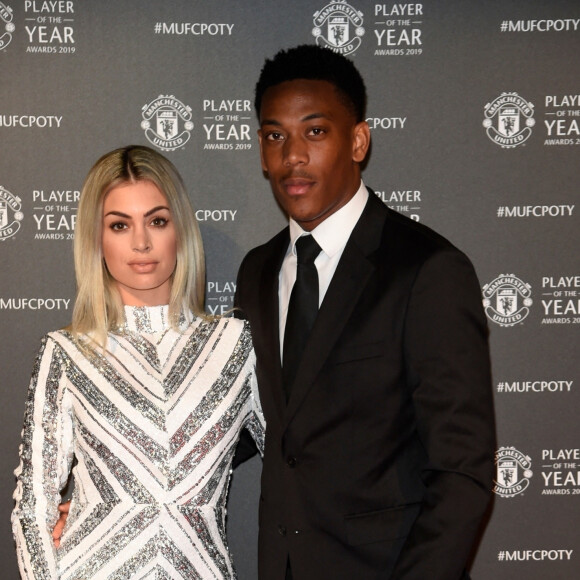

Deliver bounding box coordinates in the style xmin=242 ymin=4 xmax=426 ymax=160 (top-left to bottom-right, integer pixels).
xmin=1 ymin=1 xmax=579 ymax=578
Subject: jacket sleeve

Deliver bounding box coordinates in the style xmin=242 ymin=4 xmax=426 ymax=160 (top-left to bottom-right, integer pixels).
xmin=388 ymin=249 xmax=495 ymax=580
xmin=12 ymin=335 xmax=75 ymax=580
xmin=231 ymin=266 xmax=262 ymax=468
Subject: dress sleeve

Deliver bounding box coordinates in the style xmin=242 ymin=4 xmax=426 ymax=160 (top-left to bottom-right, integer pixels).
xmin=244 ymin=348 xmax=265 ymax=457
xmin=12 ymin=334 xmax=75 ymax=580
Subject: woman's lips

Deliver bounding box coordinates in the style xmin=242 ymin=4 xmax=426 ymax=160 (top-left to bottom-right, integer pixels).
xmin=128 ymin=261 xmax=157 ymax=273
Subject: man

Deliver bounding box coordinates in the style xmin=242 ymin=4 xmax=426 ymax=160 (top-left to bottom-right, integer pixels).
xmin=234 ymin=44 xmax=495 ymax=579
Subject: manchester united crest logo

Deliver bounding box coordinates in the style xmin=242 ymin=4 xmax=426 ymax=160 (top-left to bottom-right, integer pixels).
xmin=312 ymin=1 xmax=365 ymax=55
xmin=483 ymin=92 xmax=535 ymax=148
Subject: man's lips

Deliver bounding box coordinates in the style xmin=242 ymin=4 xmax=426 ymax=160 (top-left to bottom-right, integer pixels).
xmin=283 ymin=178 xmax=315 ymax=196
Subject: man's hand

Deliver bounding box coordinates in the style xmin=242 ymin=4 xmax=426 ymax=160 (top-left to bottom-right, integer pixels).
xmin=52 ymin=501 xmax=70 ymax=548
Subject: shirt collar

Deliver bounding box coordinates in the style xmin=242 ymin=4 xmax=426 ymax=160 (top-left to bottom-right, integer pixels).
xmin=122 ymin=305 xmax=191 ymax=334
xmin=288 ymin=180 xmax=368 ymax=258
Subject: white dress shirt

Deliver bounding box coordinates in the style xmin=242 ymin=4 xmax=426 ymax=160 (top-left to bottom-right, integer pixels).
xmin=279 ymin=181 xmax=369 ymax=355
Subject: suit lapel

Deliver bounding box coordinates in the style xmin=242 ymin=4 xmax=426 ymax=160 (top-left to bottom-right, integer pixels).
xmin=257 ymin=231 xmax=288 ymax=425
xmin=284 ymin=191 xmax=388 ymax=425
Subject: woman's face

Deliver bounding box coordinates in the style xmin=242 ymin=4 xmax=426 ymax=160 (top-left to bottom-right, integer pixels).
xmin=101 ymin=180 xmax=177 ymax=306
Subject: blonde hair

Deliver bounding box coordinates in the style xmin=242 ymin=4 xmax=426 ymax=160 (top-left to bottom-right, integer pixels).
xmin=71 ymin=145 xmax=205 ymax=348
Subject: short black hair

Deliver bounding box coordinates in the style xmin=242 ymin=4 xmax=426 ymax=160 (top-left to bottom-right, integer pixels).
xmin=254 ymin=44 xmax=367 ymax=122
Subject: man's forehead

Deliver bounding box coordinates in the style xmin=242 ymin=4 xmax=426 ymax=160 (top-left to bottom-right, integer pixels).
xmin=260 ymin=80 xmax=350 ymax=121
xmin=261 ymin=79 xmax=337 ymax=99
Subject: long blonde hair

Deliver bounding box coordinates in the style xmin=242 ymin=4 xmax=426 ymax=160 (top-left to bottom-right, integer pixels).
xmin=71 ymin=145 xmax=205 ymax=348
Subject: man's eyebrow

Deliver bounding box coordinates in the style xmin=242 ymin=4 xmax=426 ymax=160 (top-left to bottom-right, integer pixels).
xmin=260 ymin=112 xmax=328 ymax=126
xmin=302 ymin=112 xmax=328 ymax=122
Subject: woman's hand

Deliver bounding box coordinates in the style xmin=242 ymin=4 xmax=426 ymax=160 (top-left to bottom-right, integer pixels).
xmin=52 ymin=502 xmax=70 ymax=548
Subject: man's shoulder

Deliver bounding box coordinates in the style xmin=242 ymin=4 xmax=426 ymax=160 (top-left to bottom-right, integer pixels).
xmin=363 ymin=192 xmax=461 ymax=259
xmin=241 ymin=226 xmax=289 ymax=265
xmin=235 ymin=227 xmax=289 ymax=314
xmin=385 ymin=208 xmax=457 ymax=252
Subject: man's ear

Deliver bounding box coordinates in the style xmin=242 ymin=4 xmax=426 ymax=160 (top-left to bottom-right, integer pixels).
xmin=352 ymin=121 xmax=371 ymax=163
xmin=257 ymin=129 xmax=268 ymax=173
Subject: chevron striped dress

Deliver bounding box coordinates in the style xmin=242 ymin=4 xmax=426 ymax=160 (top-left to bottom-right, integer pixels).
xmin=12 ymin=306 xmax=264 ymax=579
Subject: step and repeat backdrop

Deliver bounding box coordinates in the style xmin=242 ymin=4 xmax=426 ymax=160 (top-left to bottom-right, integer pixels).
xmin=1 ymin=1 xmax=578 ymax=578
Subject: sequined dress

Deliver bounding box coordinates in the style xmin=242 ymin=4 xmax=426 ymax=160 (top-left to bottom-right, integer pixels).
xmin=12 ymin=306 xmax=264 ymax=579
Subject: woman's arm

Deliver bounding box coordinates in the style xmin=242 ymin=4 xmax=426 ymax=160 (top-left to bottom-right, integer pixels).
xmin=12 ymin=334 xmax=75 ymax=579
xmin=244 ymin=348 xmax=265 ymax=458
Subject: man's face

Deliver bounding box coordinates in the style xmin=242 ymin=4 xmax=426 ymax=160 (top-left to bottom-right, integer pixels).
xmin=258 ymin=79 xmax=370 ymax=231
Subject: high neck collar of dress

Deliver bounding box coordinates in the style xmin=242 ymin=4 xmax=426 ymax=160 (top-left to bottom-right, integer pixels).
xmin=123 ymin=305 xmax=174 ymax=334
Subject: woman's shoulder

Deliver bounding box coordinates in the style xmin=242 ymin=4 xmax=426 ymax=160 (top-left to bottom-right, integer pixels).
xmin=40 ymin=329 xmax=93 ymax=358
xmin=200 ymin=316 xmax=253 ymax=357
xmin=29 ymin=330 xmax=79 ymax=370
xmin=198 ymin=314 xmax=250 ymax=336
xmin=225 ymin=316 xmax=251 ymax=340
xmin=42 ymin=328 xmax=73 ymax=345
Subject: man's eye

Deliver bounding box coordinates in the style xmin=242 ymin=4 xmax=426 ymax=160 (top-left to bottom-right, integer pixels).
xmin=266 ymin=132 xmax=284 ymax=141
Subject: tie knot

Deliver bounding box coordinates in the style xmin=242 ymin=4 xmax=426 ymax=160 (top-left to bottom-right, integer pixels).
xmin=295 ymin=235 xmax=321 ymax=265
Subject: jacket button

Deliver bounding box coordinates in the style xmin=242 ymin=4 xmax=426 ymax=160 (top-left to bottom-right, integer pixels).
xmin=287 ymin=456 xmax=297 ymax=467
xmin=278 ymin=525 xmax=287 ymax=536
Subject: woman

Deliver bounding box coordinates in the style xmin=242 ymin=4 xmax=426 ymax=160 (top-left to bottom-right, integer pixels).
xmin=12 ymin=145 xmax=264 ymax=579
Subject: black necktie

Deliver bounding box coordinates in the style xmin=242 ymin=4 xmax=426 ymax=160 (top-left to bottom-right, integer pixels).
xmin=282 ymin=235 xmax=321 ymax=401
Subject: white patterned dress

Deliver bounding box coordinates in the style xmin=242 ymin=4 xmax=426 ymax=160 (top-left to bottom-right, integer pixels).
xmin=12 ymin=306 xmax=264 ymax=580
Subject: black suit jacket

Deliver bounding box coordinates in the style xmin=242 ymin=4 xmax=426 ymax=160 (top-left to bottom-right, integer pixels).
xmin=235 ymin=190 xmax=495 ymax=580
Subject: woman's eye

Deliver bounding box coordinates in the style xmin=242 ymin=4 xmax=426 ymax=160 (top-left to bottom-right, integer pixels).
xmin=151 ymin=217 xmax=168 ymax=227
xmin=110 ymin=222 xmax=127 ymax=231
